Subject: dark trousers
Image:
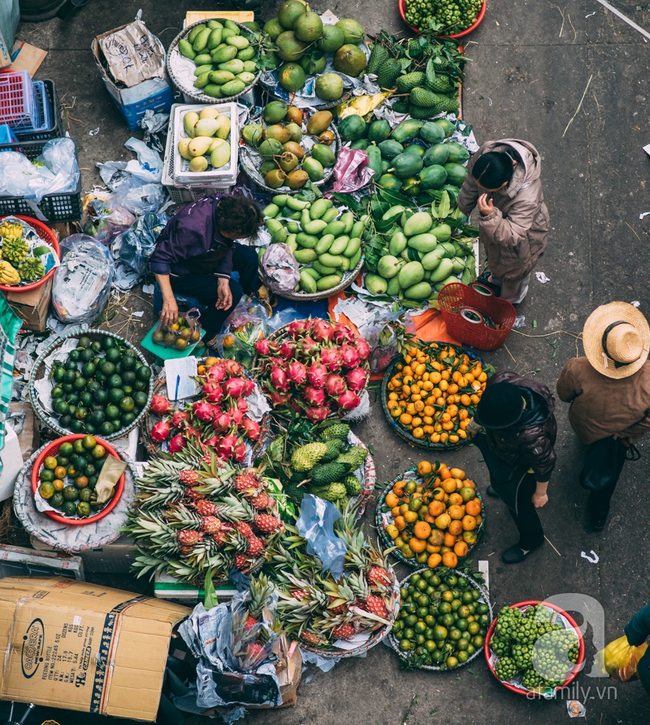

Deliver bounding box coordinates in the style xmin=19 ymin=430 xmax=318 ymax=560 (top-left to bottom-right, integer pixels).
xmin=639 ymin=650 xmax=650 ymax=697
xmin=476 ymin=433 xmax=544 ymax=551
xmin=170 ymin=243 xmax=259 ymax=338
xmin=580 ymin=436 xmax=627 ymax=518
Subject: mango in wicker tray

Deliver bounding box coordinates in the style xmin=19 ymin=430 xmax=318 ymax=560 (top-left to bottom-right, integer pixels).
xmin=385 ymin=343 xmax=488 ymax=446
xmin=382 ymin=460 xmax=483 ymax=569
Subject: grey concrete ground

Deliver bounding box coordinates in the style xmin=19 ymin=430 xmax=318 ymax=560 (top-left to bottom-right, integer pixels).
xmin=16 ymin=0 xmax=650 ymax=723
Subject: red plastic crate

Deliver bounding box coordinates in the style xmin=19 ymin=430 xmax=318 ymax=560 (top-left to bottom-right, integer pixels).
xmin=0 ymin=70 xmax=36 ymax=129
xmin=438 ymin=282 xmax=517 ymax=351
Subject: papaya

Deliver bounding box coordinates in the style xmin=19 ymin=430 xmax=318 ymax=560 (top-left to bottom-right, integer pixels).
xmin=407 ymin=233 xmax=438 ymax=253
xmin=391 ymin=118 xmax=423 ymax=144
xmin=350 ymin=139 xmax=368 ymax=150
xmin=419 ymin=165 xmax=448 ymax=190
xmin=365 ymin=273 xmax=388 ymax=295
xmin=404 ymin=281 xmax=432 ymax=300
xmin=403 ymin=143 xmax=425 ymax=158
xmin=390 ymin=152 xmax=423 ymax=179
xmin=338 ymin=115 xmax=366 ymax=142
xmin=378 ymin=139 xmax=404 ymax=160
xmin=434 ymin=118 xmax=455 ymax=138
xmin=377 ymin=174 xmax=402 ymax=190
xmin=445 ymin=142 xmax=471 ymax=164
xmin=366 ymin=145 xmax=383 ymax=176
xmin=403 ymin=211 xmax=433 ymax=237
xmin=444 ymin=163 xmax=468 ymax=186
xmin=367 ymin=119 xmax=391 ymax=144
xmin=419 ymin=121 xmax=446 ymax=144
xmin=423 ymin=143 xmax=450 ymax=167
xmin=398 ymin=261 xmax=425 ymax=289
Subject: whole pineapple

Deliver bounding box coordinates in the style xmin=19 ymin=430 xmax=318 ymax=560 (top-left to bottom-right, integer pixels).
xmin=18 ymin=257 xmax=45 ymax=282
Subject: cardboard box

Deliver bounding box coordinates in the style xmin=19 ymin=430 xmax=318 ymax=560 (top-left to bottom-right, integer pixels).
xmin=5 ymin=277 xmax=52 ymax=332
xmin=0 ymin=30 xmax=12 ymax=68
xmin=0 ymin=577 xmax=189 ymax=721
xmin=10 ymin=41 xmax=48 ymax=76
xmin=92 ymin=25 xmax=173 ymax=132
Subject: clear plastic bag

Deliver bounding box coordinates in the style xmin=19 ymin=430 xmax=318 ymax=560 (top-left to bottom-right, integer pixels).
xmin=81 ymin=191 xmax=136 ymax=245
xmin=51 ymin=234 xmax=115 ymax=324
xmin=117 ymin=211 xmax=169 ymax=275
xmin=296 ymin=494 xmax=347 ymax=579
xmin=366 ymin=315 xmax=417 ymax=373
xmin=154 ymin=308 xmax=202 ymax=350
xmin=217 ymin=296 xmax=269 ymax=368
xmin=38 ymin=137 xmax=80 ymax=195
xmin=260 ymin=244 xmax=300 ymax=295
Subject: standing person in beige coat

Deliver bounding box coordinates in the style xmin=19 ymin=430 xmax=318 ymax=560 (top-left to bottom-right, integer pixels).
xmin=458 ymin=139 xmax=550 ymax=304
xmin=557 ymin=302 xmax=650 ymax=531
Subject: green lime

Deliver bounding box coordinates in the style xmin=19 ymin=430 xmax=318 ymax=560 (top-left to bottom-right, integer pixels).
xmin=449 ymin=628 xmax=462 ymax=641
xmin=54 ymin=400 xmax=69 ymax=416
xmin=59 ymin=415 xmax=72 ymax=430
xmin=457 ymin=618 xmax=468 ymax=631
xmin=72 ymin=455 xmax=86 ymax=471
xmin=136 ymin=366 xmax=151 ymax=382
xmin=75 ymin=476 xmax=89 ymax=489
xmin=120 ymin=412 xmax=136 ymax=427
xmin=99 ymin=421 xmax=114 ymax=436
xmin=79 ymin=488 xmax=93 ymax=503
xmin=91 ymin=341 xmax=102 ymax=353
xmin=85 ymin=423 xmax=96 ymax=435
xmin=82 ymin=435 xmax=96 ymax=450
xmin=69 ymin=349 xmax=80 ymax=362
xmin=44 ymin=456 xmax=58 ymax=470
xmin=456 ymin=638 xmax=469 ymax=651
xmin=91 ymin=445 xmax=106 ymax=460
xmin=51 ymin=386 xmax=64 ymax=399
xmin=472 ymin=635 xmax=484 ymax=648
xmin=133 ymin=392 xmax=148 ymax=408
xmin=61 ymin=501 xmax=77 ymax=517
xmin=108 ymin=388 xmax=124 ymax=405
xmin=66 ymin=464 xmax=78 ymax=477
xmin=62 ymin=485 xmax=78 ymax=502
xmin=120 ymin=370 xmax=136 ymax=386
xmin=101 ymin=336 xmax=116 ymax=351
xmin=121 ymin=355 xmax=136 ymax=371
xmin=93 ymin=389 xmax=108 ymax=406
xmin=81 ymin=362 xmax=96 ymax=378
xmin=64 ymin=360 xmax=77 ymax=372
xmin=119 ymin=396 xmax=134 ymax=413
xmin=74 ymin=407 xmax=88 ymax=421
xmin=134 ymin=380 xmax=147 ymax=392
xmin=67 ymin=394 xmax=79 ymax=407
xmin=89 ymin=410 xmax=105 ymax=427
xmin=105 ymin=347 xmax=121 ymax=363
xmin=50 ymin=492 xmax=64 ymax=509
xmin=39 ymin=482 xmax=55 ymax=499
xmin=457 ymin=650 xmax=469 ymax=663
xmin=52 ymin=366 xmax=65 ymax=383
xmin=105 ymin=405 xmax=120 ymax=421
xmin=80 ymin=392 xmax=93 ymax=408
xmin=414 ymin=621 xmax=427 ymax=634
xmin=108 ymin=374 xmax=123 ymax=389
xmin=446 ymin=656 xmax=459 ymax=669
xmin=80 ymin=348 xmax=94 ymax=363
xmin=100 ymin=361 xmax=115 ymax=376
xmin=424 ymin=639 xmax=437 ymax=653
xmin=40 ymin=468 xmax=54 ymax=482
xmin=78 ymin=336 xmax=91 ymax=348
xmin=62 ymin=384 xmax=73 ymax=394
xmin=72 ymin=439 xmax=84 ymax=454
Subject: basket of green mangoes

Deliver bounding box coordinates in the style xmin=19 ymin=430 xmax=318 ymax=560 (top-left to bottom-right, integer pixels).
xmin=29 ymin=329 xmax=154 ymax=441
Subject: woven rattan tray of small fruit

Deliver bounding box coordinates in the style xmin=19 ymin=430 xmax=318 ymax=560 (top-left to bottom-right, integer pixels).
xmin=29 ymin=329 xmax=154 ymax=441
xmin=32 ymin=435 xmax=125 ymax=524
xmin=388 ymin=566 xmax=492 ymax=671
xmin=485 ymin=601 xmax=585 ymax=697
xmin=381 ymin=341 xmax=491 ymax=450
xmin=375 ymin=461 xmax=484 ymax=569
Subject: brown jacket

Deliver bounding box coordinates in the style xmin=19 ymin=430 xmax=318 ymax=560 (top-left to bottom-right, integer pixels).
xmin=483 ymin=371 xmax=557 ymax=482
xmin=458 ymin=139 xmax=550 ymax=282
xmin=557 ymin=357 xmax=650 ymax=445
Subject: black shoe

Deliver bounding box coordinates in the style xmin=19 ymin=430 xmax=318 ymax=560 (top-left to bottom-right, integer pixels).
xmin=486 ymin=485 xmax=499 ymax=498
xmin=476 ymin=270 xmax=501 ymax=296
xmin=589 ymin=510 xmax=608 ymax=532
xmin=502 ymin=543 xmax=542 ymax=564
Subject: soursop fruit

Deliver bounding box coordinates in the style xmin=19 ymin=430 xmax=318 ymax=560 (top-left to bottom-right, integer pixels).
xmin=409 ymin=104 xmax=444 ymax=119
xmin=343 ymin=474 xmax=362 ymax=496
xmin=309 ymin=481 xmax=347 ymax=502
xmin=336 ymin=446 xmax=368 ymax=470
xmin=291 ymin=442 xmax=328 ymax=472
xmin=376 ymin=58 xmax=402 ymax=90
xmin=392 ymin=99 xmax=410 ymax=115
xmin=425 ymin=75 xmax=454 ymax=94
xmin=367 ymin=43 xmax=389 ymax=74
xmin=319 ymin=423 xmax=350 ymax=441
xmin=410 ymin=87 xmax=442 ymax=108
xmin=396 ymin=72 xmax=426 ymax=93
xmin=437 ymin=97 xmax=460 ymax=113
xmin=320 ymin=438 xmax=345 ymax=463
xmin=310 ymin=462 xmax=348 ymax=486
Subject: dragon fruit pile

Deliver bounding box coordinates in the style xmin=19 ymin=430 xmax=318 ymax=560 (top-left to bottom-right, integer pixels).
xmin=254 ymin=318 xmax=371 ymax=421
xmin=148 ymin=359 xmax=263 ymax=463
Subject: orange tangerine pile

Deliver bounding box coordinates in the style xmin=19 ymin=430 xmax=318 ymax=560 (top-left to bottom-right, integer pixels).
xmin=385 ymin=343 xmax=488 ymax=446
xmin=381 ymin=460 xmax=483 ymax=570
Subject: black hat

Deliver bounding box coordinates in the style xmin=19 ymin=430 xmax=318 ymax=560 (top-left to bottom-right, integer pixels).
xmin=474 ymin=382 xmax=525 ymax=429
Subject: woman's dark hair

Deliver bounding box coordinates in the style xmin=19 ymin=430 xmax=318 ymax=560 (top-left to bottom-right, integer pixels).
xmin=472 ymin=151 xmax=517 ymax=189
xmin=215 ymin=196 xmax=264 ymax=238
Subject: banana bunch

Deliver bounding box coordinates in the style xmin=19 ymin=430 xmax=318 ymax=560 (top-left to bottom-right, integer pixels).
xmin=0 ymin=261 xmax=20 ymax=285
xmin=18 ymin=256 xmax=44 ymax=282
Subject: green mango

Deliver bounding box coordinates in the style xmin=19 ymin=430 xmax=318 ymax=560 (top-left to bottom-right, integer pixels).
xmin=398 ymin=261 xmax=425 ymax=289
xmin=220 ymin=79 xmax=246 ymax=96
xmin=387 ymin=275 xmax=401 ymax=296
xmin=179 ymin=40 xmax=196 ymax=59
xmin=421 ymin=248 xmax=445 ymax=271
xmin=389 ymin=231 xmax=408 ymax=256
xmin=329 ymin=236 xmax=349 ymax=255
xmin=321 ymin=207 xmax=339 ymax=223
xmin=317 ymin=274 xmax=343 ymax=291
xmin=309 ymin=199 xmax=332 ymax=220
xmin=344 ymin=237 xmax=361 ymax=258
xmin=407 ymin=233 xmax=438 ymax=253
xmin=340 ymin=211 xmax=354 ymax=234
xmin=193 ymin=27 xmax=211 ymax=53
xmin=311 ymin=144 xmax=336 ymax=167
xmin=300 ymin=270 xmax=318 ymax=293
xmin=193 ymin=53 xmax=213 ymax=66
xmin=323 ymin=220 xmax=346 ymax=237
xmin=296 ymin=233 xmax=320 ymax=248
xmin=365 ymin=273 xmax=388 ymax=295
xmin=315 ymin=234 xmax=335 ymax=255
xmin=188 ymin=25 xmax=207 ymax=44
xmin=211 ymin=45 xmax=238 ymax=63
xmin=319 ymin=253 xmax=345 ymax=268
xmin=203 ymin=84 xmax=223 ymax=98
xmin=432 ymin=224 xmax=453 ymax=242
xmin=313 ymin=260 xmax=337 ymax=275
xmin=208 ymin=28 xmax=223 ymax=49
xmin=404 ymin=281 xmax=432 ymax=300
xmin=403 ymin=211 xmax=433 ymax=237
xmin=209 ymin=70 xmax=235 ymax=85
xmin=294 ymin=248 xmax=318 ymax=264
xmin=430 ymin=257 xmax=454 ymax=282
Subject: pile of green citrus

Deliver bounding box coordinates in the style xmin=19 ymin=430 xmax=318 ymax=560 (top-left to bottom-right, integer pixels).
xmin=38 ymin=436 xmax=115 ymax=518
xmin=49 ymin=335 xmax=151 ymax=437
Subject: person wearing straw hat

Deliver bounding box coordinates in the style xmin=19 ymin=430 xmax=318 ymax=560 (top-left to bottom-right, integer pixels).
xmin=467 ymin=371 xmax=557 ymax=564
xmin=557 ymin=302 xmax=650 ymax=531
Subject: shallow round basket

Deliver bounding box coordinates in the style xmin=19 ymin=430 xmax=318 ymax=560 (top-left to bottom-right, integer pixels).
xmin=300 ymin=574 xmax=400 ymax=659
xmin=167 ymin=20 xmax=262 ymax=104
xmin=398 ymin=0 xmax=486 ymax=38
xmin=258 ymin=73 xmax=353 ymax=112
xmin=484 ymin=601 xmax=585 ymax=697
xmin=0 ymin=215 xmax=60 ymax=293
xmin=278 ymin=254 xmax=364 ymax=302
xmin=380 ymin=342 xmax=486 ymax=451
xmin=29 ymin=328 xmax=154 ymax=441
xmin=387 ymin=567 xmax=492 ymax=670
xmin=31 ymin=434 xmax=125 ymax=525
xmin=375 ymin=467 xmax=484 ymax=567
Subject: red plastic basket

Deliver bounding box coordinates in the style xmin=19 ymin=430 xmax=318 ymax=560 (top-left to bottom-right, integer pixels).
xmin=438 ymin=282 xmax=516 ymax=351
xmin=0 ymin=70 xmax=36 ymax=129
xmin=398 ymin=0 xmax=486 ymax=38
xmin=0 ymin=214 xmax=61 ymax=292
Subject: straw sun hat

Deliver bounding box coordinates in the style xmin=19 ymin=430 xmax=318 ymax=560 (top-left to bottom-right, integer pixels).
xmin=583 ymin=302 xmax=650 ymax=379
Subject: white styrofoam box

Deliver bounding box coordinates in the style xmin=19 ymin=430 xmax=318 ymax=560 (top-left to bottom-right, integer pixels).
xmin=171 ymin=102 xmax=239 ymax=185
xmin=0 ymin=424 xmax=23 ymax=501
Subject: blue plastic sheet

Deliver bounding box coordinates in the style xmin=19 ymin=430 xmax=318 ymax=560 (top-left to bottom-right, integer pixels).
xmin=296 ymin=494 xmax=347 ymax=579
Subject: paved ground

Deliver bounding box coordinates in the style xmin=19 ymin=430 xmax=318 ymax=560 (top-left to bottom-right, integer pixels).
xmin=13 ymin=0 xmax=650 ymax=723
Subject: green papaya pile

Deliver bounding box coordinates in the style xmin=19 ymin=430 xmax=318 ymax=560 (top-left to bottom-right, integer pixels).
xmin=178 ymin=19 xmax=269 ymax=99
xmin=263 ymin=197 xmax=367 ymax=294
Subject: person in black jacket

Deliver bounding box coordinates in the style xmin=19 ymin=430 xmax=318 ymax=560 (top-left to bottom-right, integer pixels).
xmin=467 ymin=371 xmax=557 ymax=564
xmin=625 ymin=604 xmax=650 ymax=695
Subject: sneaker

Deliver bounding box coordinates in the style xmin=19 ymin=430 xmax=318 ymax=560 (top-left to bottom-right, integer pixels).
xmin=501 ymin=543 xmax=542 ymax=564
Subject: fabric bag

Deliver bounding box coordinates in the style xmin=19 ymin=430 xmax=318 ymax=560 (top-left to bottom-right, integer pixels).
xmin=579 ymin=436 xmax=640 ymax=492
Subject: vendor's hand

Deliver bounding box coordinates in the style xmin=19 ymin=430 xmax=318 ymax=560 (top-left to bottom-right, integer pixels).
xmin=532 ymin=491 xmax=548 ymax=508
xmin=216 ymin=277 xmax=232 ymax=310
xmin=478 ymin=193 xmax=494 ymax=216
xmin=160 ymin=297 xmax=179 ymax=327
xmin=465 ymin=417 xmax=482 ymax=441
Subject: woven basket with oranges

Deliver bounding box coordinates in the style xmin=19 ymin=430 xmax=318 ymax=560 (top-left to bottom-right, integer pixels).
xmin=376 ymin=460 xmax=485 ymax=569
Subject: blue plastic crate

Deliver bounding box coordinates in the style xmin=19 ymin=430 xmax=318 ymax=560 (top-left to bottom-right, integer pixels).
xmin=117 ymin=85 xmax=174 ymax=131
xmin=0 ymin=124 xmax=17 ymax=146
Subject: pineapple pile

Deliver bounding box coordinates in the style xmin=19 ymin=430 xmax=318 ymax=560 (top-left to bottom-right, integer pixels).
xmin=261 ymin=508 xmax=398 ymax=647
xmin=264 ymin=420 xmax=368 ymax=511
xmin=125 ymin=446 xmax=284 ymax=584
xmin=0 ymin=221 xmax=46 ymax=284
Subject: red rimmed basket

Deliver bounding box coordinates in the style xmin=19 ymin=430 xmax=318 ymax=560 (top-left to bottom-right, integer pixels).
xmin=398 ymin=0 xmax=486 ymax=38
xmin=0 ymin=214 xmax=60 ymax=292
xmin=484 ymin=600 xmax=585 ymax=697
xmin=31 ymin=434 xmax=125 ymax=526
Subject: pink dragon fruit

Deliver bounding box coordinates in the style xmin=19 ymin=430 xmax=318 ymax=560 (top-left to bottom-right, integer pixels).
xmin=171 ymin=410 xmax=190 ymax=429
xmin=355 ymin=338 xmax=372 ymax=360
xmin=270 ymin=365 xmax=289 ymax=392
xmin=337 ymin=390 xmax=361 ymax=410
xmin=205 ymin=363 xmax=227 ymax=382
xmin=304 ymin=385 xmax=326 ymax=406
xmin=325 ymin=374 xmax=347 ymax=397
xmin=305 ymin=406 xmax=331 ymax=422
xmin=213 ymin=412 xmax=232 ymax=432
xmin=237 ymin=398 xmax=249 ymax=413
xmin=184 ymin=425 xmax=202 ymax=440
xmin=231 ymin=409 xmax=244 ymax=426
xmin=306 ymin=363 xmax=328 ymax=389
xmin=150 ymin=395 xmax=171 ymax=416
xmin=269 ymin=390 xmax=291 ymax=406
xmin=151 ymin=420 xmax=172 ymax=443
xmin=204 ymin=435 xmax=221 ymax=448
xmin=206 ymin=388 xmax=223 ymax=405
xmin=320 ymin=347 xmax=342 ymax=372
xmin=286 ymin=319 xmax=308 ymax=338
xmin=192 ymin=400 xmax=214 ymax=422
xmin=168 ymin=434 xmax=187 ymax=454
xmin=224 ymin=359 xmax=243 ymax=376
xmin=300 ymin=336 xmax=319 ymax=356
xmin=223 ymin=377 xmax=247 ymax=399
xmin=242 ymin=417 xmax=261 ymax=440
xmin=345 ymin=368 xmax=368 ymax=392
xmin=202 ymin=381 xmax=220 ymax=397
xmin=242 ymin=378 xmax=255 ymax=396
xmin=287 ymin=360 xmax=307 ymax=386
xmin=233 ymin=440 xmax=247 ymax=463
xmin=312 ymin=319 xmax=334 ymax=342
xmin=340 ymin=345 xmax=361 ymax=369
xmin=279 ymin=339 xmax=296 ymax=358
xmin=219 ymin=434 xmax=239 ymax=458
xmin=254 ymin=339 xmax=271 ymax=356
xmin=332 ymin=322 xmax=355 ymax=345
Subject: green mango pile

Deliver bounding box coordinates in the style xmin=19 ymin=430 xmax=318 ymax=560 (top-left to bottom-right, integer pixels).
xmin=263 ymin=196 xmax=367 ymax=294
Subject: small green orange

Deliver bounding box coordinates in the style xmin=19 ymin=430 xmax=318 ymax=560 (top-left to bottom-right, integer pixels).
xmin=39 ymin=482 xmax=55 ymax=499
xmin=44 ymin=456 xmax=58 ymax=470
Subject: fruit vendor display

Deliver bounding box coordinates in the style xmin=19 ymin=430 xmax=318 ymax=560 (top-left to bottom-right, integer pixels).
xmin=177 ymin=107 xmax=232 ymax=173
xmin=153 ymin=313 xmax=202 ymax=351
xmin=263 ymin=419 xmax=369 ymax=512
xmin=241 ymin=105 xmax=338 ymax=190
xmin=488 ymin=603 xmax=582 ymax=693
xmin=177 ymin=19 xmax=267 ymax=99
xmin=47 ymin=335 xmax=152 ymax=437
xmin=264 ymin=509 xmax=398 ymax=648
xmin=391 ymin=567 xmax=491 ymax=668
xmin=263 ymin=2 xmax=368 ymax=102
xmin=363 ymin=197 xmax=476 ymax=303
xmin=36 ymin=436 xmax=118 ymax=519
xmin=147 ymin=357 xmax=264 ymax=463
xmin=126 ymin=450 xmax=284 ymax=583
xmin=404 ymin=0 xmax=484 ymax=36
xmin=377 ymin=461 xmax=483 ymax=568
xmin=0 ymin=220 xmax=50 ymax=285
xmin=263 ymin=198 xmax=367 ymax=294
xmin=384 ymin=342 xmax=489 ymax=446
xmin=253 ymin=318 xmax=370 ymax=420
